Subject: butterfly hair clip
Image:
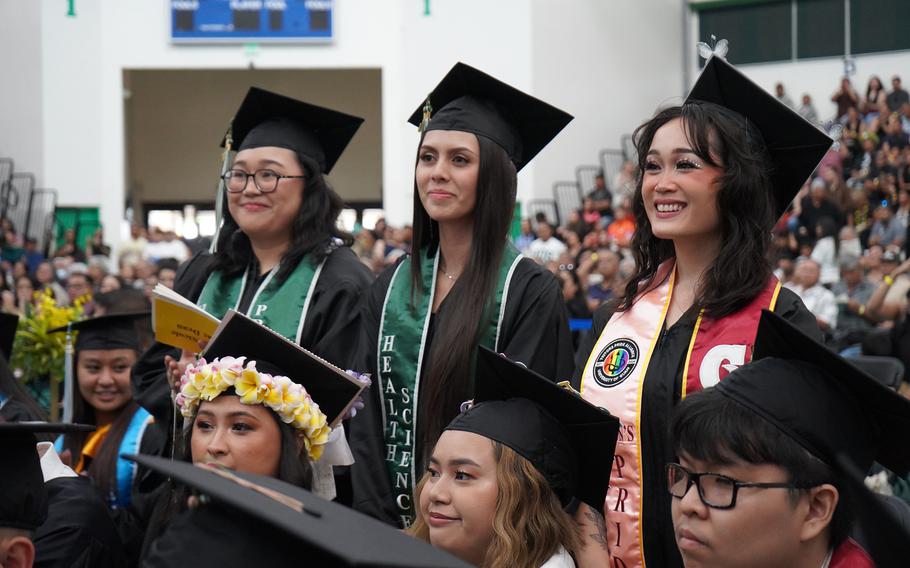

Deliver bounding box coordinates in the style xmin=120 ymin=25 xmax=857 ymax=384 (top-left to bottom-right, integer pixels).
xmin=697 ymin=35 xmax=729 ymax=61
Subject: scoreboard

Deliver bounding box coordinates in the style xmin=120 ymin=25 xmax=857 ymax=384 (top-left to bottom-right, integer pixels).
xmin=171 ymin=0 xmax=333 ymax=43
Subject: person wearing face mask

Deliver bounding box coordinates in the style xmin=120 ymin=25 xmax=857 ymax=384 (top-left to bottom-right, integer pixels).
xmin=572 ymin=53 xmax=831 ymax=568
xmin=349 ymin=63 xmax=576 ymax=529
xmin=410 ymin=348 xmax=619 ymax=568
xmin=130 ymin=89 xmax=374 ymax=470
xmin=669 ymin=310 xmax=910 ymax=568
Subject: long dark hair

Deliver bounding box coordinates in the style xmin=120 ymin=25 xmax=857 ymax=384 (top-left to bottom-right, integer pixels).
xmin=62 ymin=350 xmax=142 ymax=506
xmin=211 ymin=152 xmax=353 ymax=282
xmin=410 ymin=133 xmax=517 ymax=458
xmin=618 ymin=102 xmax=775 ymax=318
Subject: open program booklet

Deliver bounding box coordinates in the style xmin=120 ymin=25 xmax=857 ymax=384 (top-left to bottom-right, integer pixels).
xmin=151 ymin=284 xmax=220 ymax=353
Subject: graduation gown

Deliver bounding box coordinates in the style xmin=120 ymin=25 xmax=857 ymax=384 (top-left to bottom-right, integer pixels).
xmin=33 ymin=476 xmax=128 ymax=568
xmin=349 ymin=256 xmax=575 ymax=527
xmin=132 ymin=247 xmax=373 ymax=433
xmin=572 ymin=287 xmax=820 ymax=568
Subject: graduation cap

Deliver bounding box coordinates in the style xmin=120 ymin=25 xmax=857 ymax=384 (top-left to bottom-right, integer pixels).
xmin=49 ymin=311 xmax=150 ymax=352
xmin=129 ymin=454 xmax=470 ymax=568
xmin=49 ymin=312 xmax=150 ymax=422
xmin=834 ymin=454 xmax=910 ymax=568
xmin=0 ymin=312 xmax=18 ymax=361
xmin=445 ymin=347 xmax=619 ymax=510
xmin=718 ymin=310 xmax=910 ymax=477
xmin=225 ymin=87 xmax=364 ymax=175
xmin=201 ymin=311 xmax=365 ymax=427
xmin=406 ymin=62 xmax=573 ymax=171
xmin=0 ymin=422 xmax=94 ymax=531
xmin=686 ymin=56 xmax=833 ymax=216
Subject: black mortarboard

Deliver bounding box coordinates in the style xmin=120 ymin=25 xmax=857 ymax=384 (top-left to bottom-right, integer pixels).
xmin=835 ymin=455 xmax=910 ymax=568
xmin=445 ymin=347 xmax=619 ymax=510
xmin=225 ymin=87 xmax=364 ymax=174
xmin=717 ymin=310 xmax=910 ymax=476
xmin=129 ymin=454 xmax=470 ymax=568
xmin=0 ymin=422 xmax=94 ymax=531
xmin=686 ymin=56 xmax=832 ymax=216
xmin=49 ymin=312 xmax=149 ymax=352
xmin=406 ymin=62 xmax=573 ymax=171
xmin=201 ymin=311 xmax=365 ymax=427
xmin=0 ymin=312 xmax=18 ymax=361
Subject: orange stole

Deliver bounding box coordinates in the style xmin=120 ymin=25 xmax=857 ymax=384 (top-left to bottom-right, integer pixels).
xmin=580 ymin=262 xmax=779 ymax=568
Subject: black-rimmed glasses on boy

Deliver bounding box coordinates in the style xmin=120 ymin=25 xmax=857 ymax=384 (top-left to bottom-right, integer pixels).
xmin=221 ymin=169 xmax=306 ymax=193
xmin=666 ymin=463 xmax=813 ymax=510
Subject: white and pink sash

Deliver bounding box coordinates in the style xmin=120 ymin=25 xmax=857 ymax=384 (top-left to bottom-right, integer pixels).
xmin=580 ymin=261 xmax=780 ymax=568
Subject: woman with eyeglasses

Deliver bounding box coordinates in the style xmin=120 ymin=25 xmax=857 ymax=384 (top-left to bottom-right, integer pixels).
xmin=572 ymin=54 xmax=831 ymax=568
xmin=131 ymin=89 xmax=373 ymax=484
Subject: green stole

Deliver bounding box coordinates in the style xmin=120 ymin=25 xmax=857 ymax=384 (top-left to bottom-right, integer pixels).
xmin=197 ymin=256 xmax=324 ymax=342
xmin=377 ymin=245 xmax=523 ymax=528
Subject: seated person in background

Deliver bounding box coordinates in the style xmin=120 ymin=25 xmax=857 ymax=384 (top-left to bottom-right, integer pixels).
xmin=830 ymin=257 xmax=876 ymax=354
xmin=526 ymin=221 xmax=567 ymax=264
xmin=669 ymin=311 xmax=910 ymax=567
xmin=587 ymin=172 xmax=613 ymax=221
xmin=784 ymin=258 xmax=838 ymax=333
xmin=410 ymin=348 xmax=619 ymax=568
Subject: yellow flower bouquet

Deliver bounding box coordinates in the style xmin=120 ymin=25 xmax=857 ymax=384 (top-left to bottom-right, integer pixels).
xmin=11 ymin=289 xmax=86 ymax=418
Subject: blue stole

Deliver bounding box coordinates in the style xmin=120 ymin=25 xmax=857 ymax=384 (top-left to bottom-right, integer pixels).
xmin=54 ymin=407 xmax=153 ymax=508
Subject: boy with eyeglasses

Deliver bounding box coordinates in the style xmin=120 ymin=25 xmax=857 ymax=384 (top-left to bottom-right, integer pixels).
xmin=668 ymin=310 xmax=910 ymax=568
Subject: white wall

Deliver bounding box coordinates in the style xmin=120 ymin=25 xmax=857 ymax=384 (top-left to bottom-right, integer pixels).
xmin=0 ymin=0 xmax=43 ymax=180
xmin=531 ymin=0 xmax=685 ymax=204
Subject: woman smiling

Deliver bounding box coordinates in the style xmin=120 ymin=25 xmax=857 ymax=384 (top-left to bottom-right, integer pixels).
xmin=132 ymin=88 xmax=373 ymax=459
xmin=350 ymin=63 xmax=576 ymax=528
xmin=573 ymin=55 xmax=833 ymax=568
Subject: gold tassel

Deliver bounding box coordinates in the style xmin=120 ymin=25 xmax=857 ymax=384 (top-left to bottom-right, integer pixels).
xmin=418 ymin=97 xmax=433 ymax=132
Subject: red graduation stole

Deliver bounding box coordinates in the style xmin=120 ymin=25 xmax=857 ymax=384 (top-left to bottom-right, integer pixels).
xmin=580 ymin=261 xmax=780 ymax=568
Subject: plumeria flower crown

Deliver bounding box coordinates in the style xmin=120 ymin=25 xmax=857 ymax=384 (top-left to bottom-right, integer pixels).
xmin=176 ymin=356 xmax=331 ymax=461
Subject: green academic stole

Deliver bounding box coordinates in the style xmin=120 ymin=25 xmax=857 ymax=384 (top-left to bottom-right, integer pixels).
xmin=377 ymin=245 xmax=523 ymax=528
xmin=196 ymin=256 xmax=324 ymax=343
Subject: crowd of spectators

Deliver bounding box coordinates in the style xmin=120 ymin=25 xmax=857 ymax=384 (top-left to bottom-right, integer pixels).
xmin=0 ymin=223 xmax=190 ymax=317
xmin=4 ymin=71 xmax=909 ymax=362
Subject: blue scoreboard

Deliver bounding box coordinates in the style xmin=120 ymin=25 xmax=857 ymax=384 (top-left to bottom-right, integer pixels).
xmin=171 ymin=0 xmax=333 ymax=43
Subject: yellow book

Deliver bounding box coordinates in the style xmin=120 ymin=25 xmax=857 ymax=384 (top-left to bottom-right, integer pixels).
xmin=151 ymin=284 xmax=220 ymax=352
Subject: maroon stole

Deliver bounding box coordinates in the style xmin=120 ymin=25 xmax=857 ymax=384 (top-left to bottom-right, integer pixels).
xmin=580 ymin=261 xmax=780 ymax=568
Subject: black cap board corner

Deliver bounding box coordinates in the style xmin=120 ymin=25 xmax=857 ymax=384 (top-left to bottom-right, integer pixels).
xmin=48 ymin=311 xmax=150 ymax=351
xmin=686 ymin=55 xmax=833 ymax=217
xmin=0 ymin=312 xmax=19 ymax=361
xmin=127 ymin=454 xmax=471 ymax=568
xmin=719 ymin=310 xmax=910 ymax=477
xmin=0 ymin=422 xmax=96 ymax=531
xmin=224 ymin=87 xmax=364 ymax=175
xmin=407 ymin=62 xmax=573 ymax=171
xmin=446 ymin=346 xmax=619 ymax=510
xmin=201 ymin=310 xmax=364 ymax=427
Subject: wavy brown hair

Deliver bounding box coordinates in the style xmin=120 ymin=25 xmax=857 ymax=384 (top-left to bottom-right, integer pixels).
xmin=618 ymin=102 xmax=775 ymax=318
xmin=409 ymin=441 xmax=580 ymax=568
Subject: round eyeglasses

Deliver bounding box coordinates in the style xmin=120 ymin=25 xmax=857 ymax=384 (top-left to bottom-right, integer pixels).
xmin=666 ymin=462 xmax=813 ymax=510
xmin=221 ymin=169 xmax=305 ymax=193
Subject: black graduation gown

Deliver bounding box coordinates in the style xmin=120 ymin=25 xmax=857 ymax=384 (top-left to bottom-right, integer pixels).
xmin=349 ymin=256 xmax=575 ymax=526
xmin=571 ymin=287 xmax=821 ymax=568
xmin=33 ymin=476 xmax=128 ymax=568
xmin=131 ymin=247 xmax=373 ymax=433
